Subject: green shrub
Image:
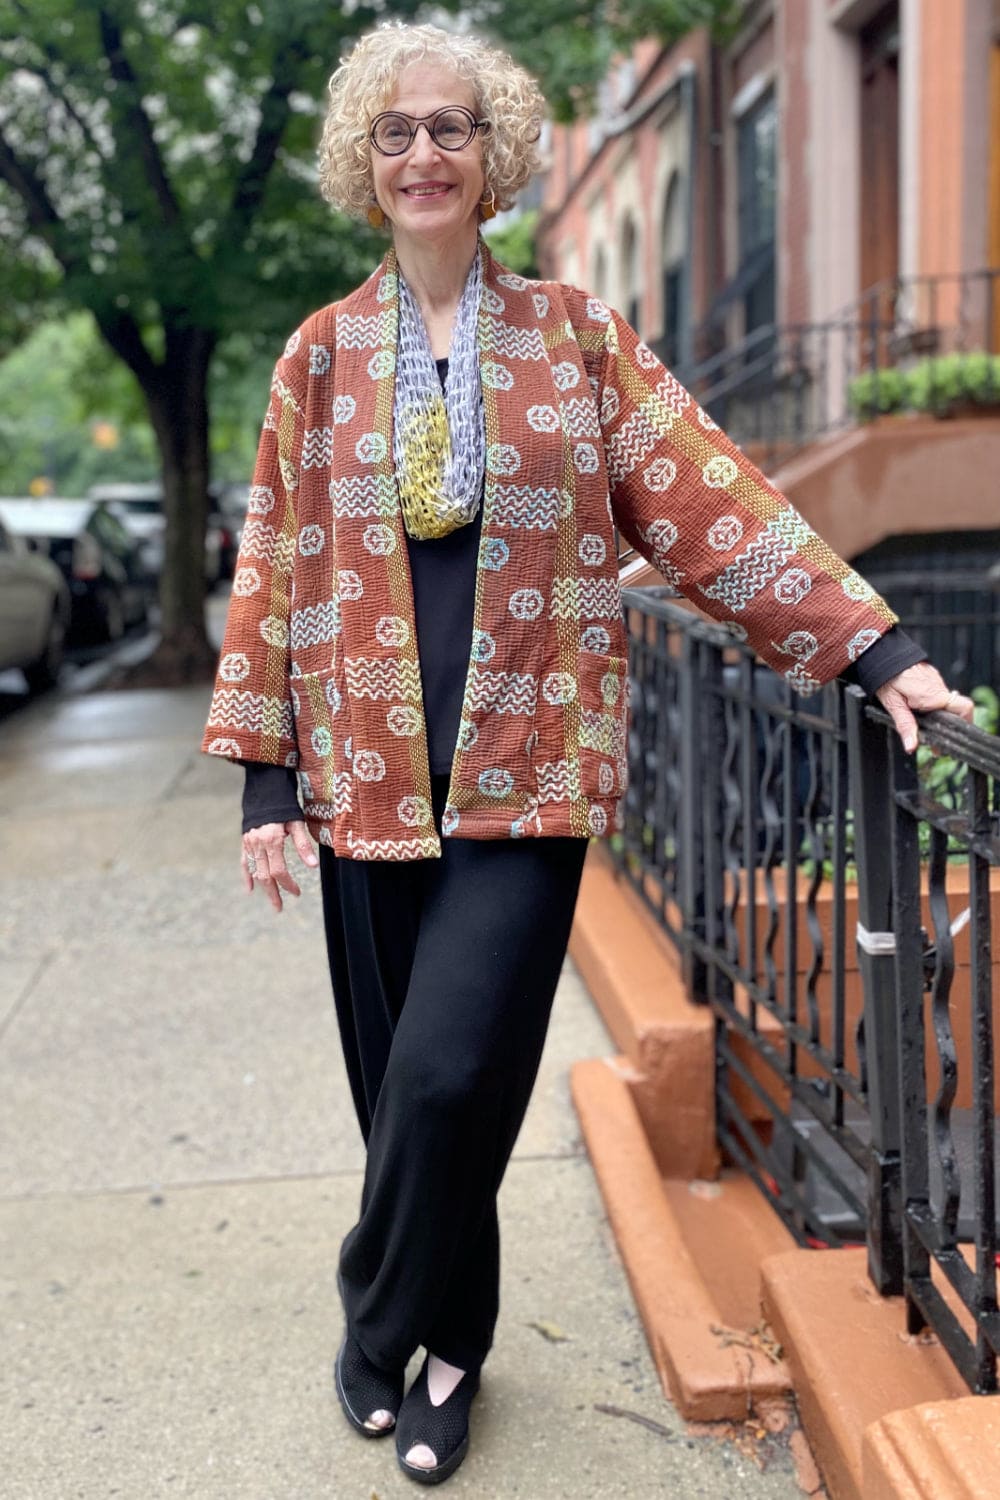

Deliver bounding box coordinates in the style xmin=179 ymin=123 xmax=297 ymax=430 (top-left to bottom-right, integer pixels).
xmin=848 ymin=351 xmax=1000 ymax=422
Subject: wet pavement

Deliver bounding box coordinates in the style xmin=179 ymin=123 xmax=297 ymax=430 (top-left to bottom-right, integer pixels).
xmin=0 ymin=614 xmax=809 ymax=1499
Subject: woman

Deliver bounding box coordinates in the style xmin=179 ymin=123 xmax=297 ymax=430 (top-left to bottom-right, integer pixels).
xmin=203 ymin=21 xmax=973 ymax=1485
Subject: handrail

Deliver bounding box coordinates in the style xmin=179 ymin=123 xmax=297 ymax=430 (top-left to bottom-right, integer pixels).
xmin=617 ymin=585 xmax=1000 ymax=1391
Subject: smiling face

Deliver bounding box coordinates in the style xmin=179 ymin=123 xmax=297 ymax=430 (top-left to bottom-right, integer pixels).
xmin=369 ymin=62 xmax=487 ymax=249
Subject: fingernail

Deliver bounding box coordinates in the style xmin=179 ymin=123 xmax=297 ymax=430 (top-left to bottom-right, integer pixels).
xmin=904 ymin=735 xmax=917 ymax=753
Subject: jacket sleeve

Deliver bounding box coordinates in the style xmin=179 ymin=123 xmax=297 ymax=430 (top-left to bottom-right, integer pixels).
xmin=201 ymin=341 xmax=306 ymax=767
xmin=599 ymin=308 xmax=898 ymax=691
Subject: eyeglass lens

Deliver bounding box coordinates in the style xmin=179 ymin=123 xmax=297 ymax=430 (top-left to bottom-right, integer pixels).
xmin=371 ymin=107 xmax=478 ymax=155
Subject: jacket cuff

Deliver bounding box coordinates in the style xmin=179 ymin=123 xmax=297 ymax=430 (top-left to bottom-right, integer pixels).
xmin=241 ymin=762 xmax=303 ymax=834
xmin=840 ymin=625 xmax=928 ymax=697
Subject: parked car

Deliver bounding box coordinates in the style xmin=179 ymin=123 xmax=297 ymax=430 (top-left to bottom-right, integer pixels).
xmin=208 ymin=481 xmax=249 ymax=580
xmin=0 ymin=513 xmax=71 ymax=691
xmin=0 ymin=498 xmax=150 ymax=644
xmin=88 ymin=481 xmax=224 ymax=589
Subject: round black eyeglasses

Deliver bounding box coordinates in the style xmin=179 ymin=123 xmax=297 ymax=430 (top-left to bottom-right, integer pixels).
xmin=369 ymin=106 xmax=490 ymax=156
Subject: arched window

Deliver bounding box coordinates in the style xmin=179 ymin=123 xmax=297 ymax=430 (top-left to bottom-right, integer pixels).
xmin=621 ymin=215 xmax=640 ymax=331
xmin=661 ymin=172 xmax=685 ymax=368
xmin=593 ymin=245 xmax=607 ymax=301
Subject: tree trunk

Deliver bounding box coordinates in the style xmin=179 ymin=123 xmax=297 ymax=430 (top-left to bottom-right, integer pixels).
xmin=144 ymin=325 xmax=218 ymax=683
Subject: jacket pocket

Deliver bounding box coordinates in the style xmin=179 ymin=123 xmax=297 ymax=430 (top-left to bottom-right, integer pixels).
xmin=290 ymin=664 xmax=348 ymax=810
xmin=577 ymin=652 xmax=628 ymax=801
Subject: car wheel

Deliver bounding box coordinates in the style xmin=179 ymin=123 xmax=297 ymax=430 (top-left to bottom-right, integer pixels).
xmin=23 ymin=608 xmax=66 ymax=694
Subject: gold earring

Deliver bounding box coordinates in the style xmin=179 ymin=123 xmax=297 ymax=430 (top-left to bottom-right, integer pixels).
xmin=367 ymin=202 xmax=386 ymax=230
xmin=479 ymin=188 xmax=498 ymax=222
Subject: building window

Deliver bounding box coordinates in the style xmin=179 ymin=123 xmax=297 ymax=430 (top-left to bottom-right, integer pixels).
xmin=661 ymin=171 xmax=685 ymax=368
xmin=622 ymin=214 xmax=640 ymax=332
xmin=736 ymin=88 xmax=776 ymax=334
xmin=593 ymin=245 xmax=608 ymax=301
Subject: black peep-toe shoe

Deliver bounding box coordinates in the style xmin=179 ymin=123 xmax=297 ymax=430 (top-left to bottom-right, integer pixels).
xmin=394 ymin=1353 xmax=481 ymax=1485
xmin=333 ymin=1271 xmax=404 ymax=1437
xmin=334 ymin=1331 xmax=405 ymax=1437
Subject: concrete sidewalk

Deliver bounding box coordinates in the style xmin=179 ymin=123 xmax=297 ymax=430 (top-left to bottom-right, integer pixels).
xmin=0 ymin=680 xmax=807 ymax=1499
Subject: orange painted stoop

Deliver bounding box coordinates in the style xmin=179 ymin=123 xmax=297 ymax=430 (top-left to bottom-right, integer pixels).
xmin=568 ymin=849 xmax=794 ymax=1420
xmin=569 ymin=847 xmax=1000 ymax=1496
xmin=762 ymin=1251 xmax=995 ymax=1500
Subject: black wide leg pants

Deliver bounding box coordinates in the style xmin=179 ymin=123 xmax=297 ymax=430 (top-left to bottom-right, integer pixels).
xmin=319 ymin=776 xmax=587 ymax=1374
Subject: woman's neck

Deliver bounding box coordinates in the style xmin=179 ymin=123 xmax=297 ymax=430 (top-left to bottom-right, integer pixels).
xmin=392 ymin=223 xmax=480 ymax=323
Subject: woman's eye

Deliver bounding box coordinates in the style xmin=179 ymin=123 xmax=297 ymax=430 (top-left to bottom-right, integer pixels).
xmin=377 ymin=120 xmax=409 ymax=148
xmin=435 ymin=114 xmax=468 ymax=144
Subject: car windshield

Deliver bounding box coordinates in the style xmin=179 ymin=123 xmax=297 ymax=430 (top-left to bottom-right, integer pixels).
xmin=117 ymin=499 xmax=163 ymax=514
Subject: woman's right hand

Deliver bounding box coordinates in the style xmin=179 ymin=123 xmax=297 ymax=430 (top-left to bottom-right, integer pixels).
xmin=241 ymin=820 xmax=319 ymax=912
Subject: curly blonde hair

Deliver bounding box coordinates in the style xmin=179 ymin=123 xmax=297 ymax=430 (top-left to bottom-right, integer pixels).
xmin=318 ymin=23 xmax=545 ymax=219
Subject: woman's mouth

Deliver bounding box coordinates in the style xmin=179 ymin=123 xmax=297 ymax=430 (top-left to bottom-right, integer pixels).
xmin=400 ymin=183 xmax=454 ymax=200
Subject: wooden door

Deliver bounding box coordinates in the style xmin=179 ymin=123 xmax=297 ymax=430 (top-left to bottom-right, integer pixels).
xmin=859 ymin=6 xmax=900 ymax=298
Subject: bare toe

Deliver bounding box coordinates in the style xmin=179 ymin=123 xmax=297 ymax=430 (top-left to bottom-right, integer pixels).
xmin=364 ymin=1409 xmax=395 ymax=1432
xmin=405 ymin=1442 xmax=438 ymax=1469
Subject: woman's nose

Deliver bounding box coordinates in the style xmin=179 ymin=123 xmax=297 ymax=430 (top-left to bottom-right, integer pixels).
xmin=407 ymin=122 xmax=442 ymax=162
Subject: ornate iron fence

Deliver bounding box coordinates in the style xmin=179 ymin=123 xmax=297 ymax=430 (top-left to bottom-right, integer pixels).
xmin=617 ymin=586 xmax=1000 ymax=1392
xmin=876 ymin=698 xmax=1000 ymax=1391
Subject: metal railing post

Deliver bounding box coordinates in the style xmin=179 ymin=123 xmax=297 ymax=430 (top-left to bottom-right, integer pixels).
xmin=845 ymin=687 xmax=904 ymax=1295
xmin=678 ymin=630 xmax=707 ymax=999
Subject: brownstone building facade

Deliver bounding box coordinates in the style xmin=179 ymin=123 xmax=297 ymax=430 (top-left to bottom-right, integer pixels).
xmin=538 ymin=0 xmax=1000 ymax=375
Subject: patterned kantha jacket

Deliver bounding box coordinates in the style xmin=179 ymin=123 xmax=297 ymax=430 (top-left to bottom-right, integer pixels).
xmin=202 ymin=245 xmax=896 ymax=860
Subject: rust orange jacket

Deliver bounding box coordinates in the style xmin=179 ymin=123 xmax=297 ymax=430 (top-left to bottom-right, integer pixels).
xmin=202 ymin=246 xmax=896 ymax=859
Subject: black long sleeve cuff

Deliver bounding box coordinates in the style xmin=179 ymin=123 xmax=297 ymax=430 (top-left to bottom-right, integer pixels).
xmin=241 ymin=761 xmax=303 ymax=834
xmin=840 ymin=625 xmax=927 ymax=698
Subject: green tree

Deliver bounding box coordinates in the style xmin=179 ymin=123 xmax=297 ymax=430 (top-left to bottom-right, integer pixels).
xmin=0 ymin=0 xmax=393 ymax=677
xmin=0 ymin=0 xmax=738 ymax=679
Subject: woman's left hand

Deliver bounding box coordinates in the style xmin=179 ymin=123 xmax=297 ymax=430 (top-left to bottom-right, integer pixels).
xmin=875 ymin=663 xmax=975 ymax=753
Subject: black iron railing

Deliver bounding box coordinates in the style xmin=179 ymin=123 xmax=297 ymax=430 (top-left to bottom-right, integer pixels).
xmin=880 ymin=700 xmax=1000 ymax=1392
xmin=678 ymin=267 xmax=1000 ymax=464
xmin=617 ymin=586 xmax=1000 ymax=1392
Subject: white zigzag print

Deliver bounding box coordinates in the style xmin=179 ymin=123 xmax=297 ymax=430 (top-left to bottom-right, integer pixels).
xmin=605 ymin=408 xmax=660 ymax=485
xmin=290 ymin=601 xmax=341 ymax=650
xmin=481 ymin=316 xmax=546 ymax=361
xmin=467 ymin=670 xmax=537 ymax=715
xmin=302 ymin=428 xmax=334 ymax=468
xmin=560 ymin=397 xmax=602 ymax=438
xmin=491 ymin=485 xmax=561 ymax=530
xmin=207 ymin=689 xmax=293 ymax=739
xmin=303 ymin=772 xmax=352 ymax=817
xmin=328 ymin=475 xmax=394 ymax=518
xmin=345 ymin=832 xmax=441 ymax=859
xmin=699 ymin=513 xmax=815 ymax=613
xmin=336 ymin=313 xmax=392 ymax=350
xmin=238 ymin=521 xmax=295 ymax=573
xmin=345 ymin=657 xmax=422 ymax=701
xmin=550 ymin=577 xmax=622 ymax=619
xmin=537 ymin=759 xmax=582 ymax=803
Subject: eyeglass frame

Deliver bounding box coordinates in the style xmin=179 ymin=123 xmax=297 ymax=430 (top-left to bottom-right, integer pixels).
xmin=368 ymin=106 xmax=491 ymax=157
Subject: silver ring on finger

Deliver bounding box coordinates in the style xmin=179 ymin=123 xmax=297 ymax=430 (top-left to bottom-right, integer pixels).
xmin=946 ymin=689 xmax=961 ymax=712
xmin=246 ymin=853 xmax=257 ymax=877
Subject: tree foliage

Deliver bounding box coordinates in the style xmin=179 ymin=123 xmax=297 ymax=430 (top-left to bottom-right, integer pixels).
xmin=473 ymin=0 xmax=742 ymax=121
xmin=0 ymin=0 xmax=739 ymax=674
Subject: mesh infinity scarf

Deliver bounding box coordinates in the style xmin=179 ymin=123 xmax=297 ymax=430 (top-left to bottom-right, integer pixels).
xmin=393 ymin=245 xmax=485 ymax=540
